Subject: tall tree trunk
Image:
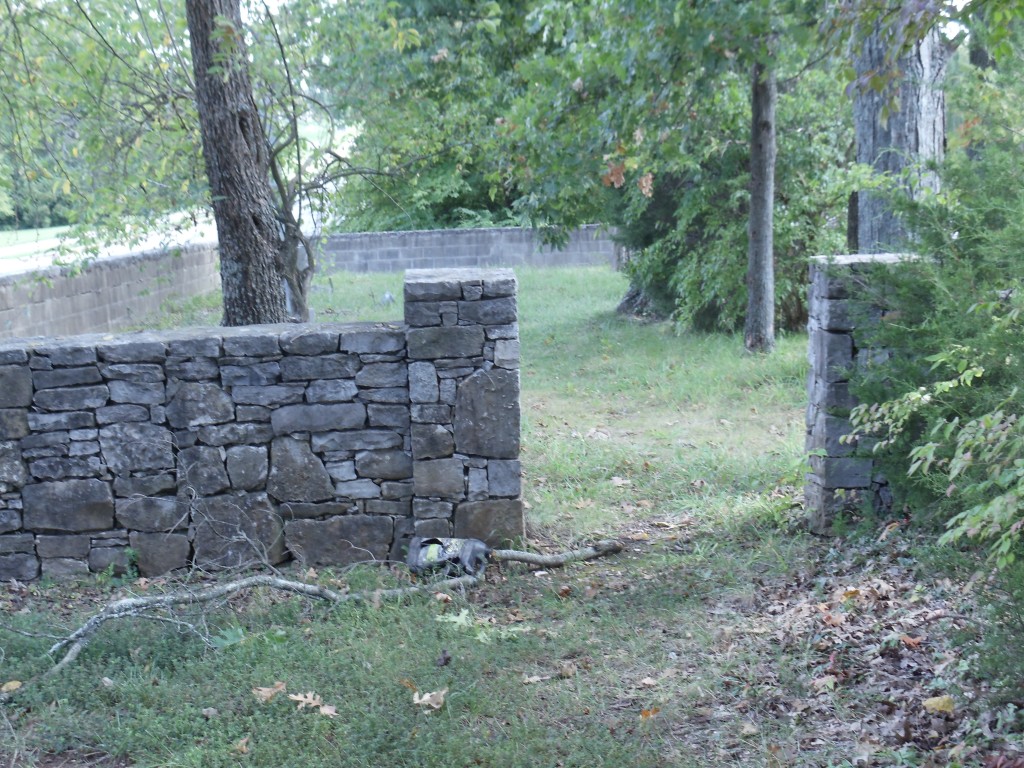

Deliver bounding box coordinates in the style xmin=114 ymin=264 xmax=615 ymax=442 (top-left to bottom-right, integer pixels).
xmin=852 ymin=27 xmax=948 ymax=253
xmin=745 ymin=60 xmax=776 ymax=354
xmin=186 ymin=0 xmax=287 ymax=326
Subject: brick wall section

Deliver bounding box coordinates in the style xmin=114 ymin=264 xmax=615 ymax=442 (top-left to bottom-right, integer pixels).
xmin=805 ymin=254 xmax=903 ymax=533
xmin=0 ymin=244 xmax=219 ymax=340
xmin=322 ymin=224 xmax=620 ymax=272
xmin=0 ymin=268 xmax=523 ymax=581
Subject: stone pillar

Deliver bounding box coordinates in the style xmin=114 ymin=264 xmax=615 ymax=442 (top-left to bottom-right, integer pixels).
xmin=805 ymin=254 xmax=905 ymax=533
xmin=404 ymin=268 xmax=524 ymax=547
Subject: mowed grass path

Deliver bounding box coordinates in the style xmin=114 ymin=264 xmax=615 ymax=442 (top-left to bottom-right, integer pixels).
xmin=3 ymin=267 xmax=849 ymax=767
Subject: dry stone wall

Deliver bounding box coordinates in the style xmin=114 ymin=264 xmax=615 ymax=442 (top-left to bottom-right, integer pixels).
xmin=0 ymin=268 xmax=523 ymax=581
xmin=805 ymin=254 xmax=904 ymax=533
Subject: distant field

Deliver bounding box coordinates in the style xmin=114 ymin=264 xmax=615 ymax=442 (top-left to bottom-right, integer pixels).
xmin=0 ymin=225 xmax=69 ymax=260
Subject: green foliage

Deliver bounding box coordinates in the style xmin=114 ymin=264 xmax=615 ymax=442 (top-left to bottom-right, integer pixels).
xmin=846 ymin=44 xmax=1024 ymax=567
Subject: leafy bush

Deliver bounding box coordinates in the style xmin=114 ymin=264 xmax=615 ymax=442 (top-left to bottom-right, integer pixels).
xmin=847 ymin=50 xmax=1024 ymax=567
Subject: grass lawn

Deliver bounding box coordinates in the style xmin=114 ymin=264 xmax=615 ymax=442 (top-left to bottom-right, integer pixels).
xmin=0 ymin=226 xmax=70 ymax=256
xmin=2 ymin=267 xmax=1022 ymax=767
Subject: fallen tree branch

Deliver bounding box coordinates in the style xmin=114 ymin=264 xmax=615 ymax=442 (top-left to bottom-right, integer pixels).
xmin=18 ymin=539 xmax=621 ymax=682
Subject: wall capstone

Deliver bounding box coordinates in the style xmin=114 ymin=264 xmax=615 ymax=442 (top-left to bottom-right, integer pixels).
xmin=0 ymin=268 xmax=523 ymax=580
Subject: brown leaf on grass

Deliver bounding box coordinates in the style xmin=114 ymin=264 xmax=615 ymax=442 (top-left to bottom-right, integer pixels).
xmin=900 ymin=634 xmax=923 ymax=649
xmin=413 ymin=688 xmax=448 ymax=710
xmin=234 ymin=736 xmax=250 ymax=755
xmin=611 ymin=476 xmax=631 ymax=487
xmin=640 ymin=707 xmax=661 ymax=719
xmin=433 ymin=591 xmax=452 ymax=603
xmin=399 ymin=678 xmax=419 ymax=692
xmin=812 ymin=675 xmax=838 ymax=692
xmin=638 ymin=677 xmax=658 ymax=688
xmin=252 ymin=681 xmax=286 ymax=703
xmin=288 ymin=691 xmax=324 ymax=710
xmin=923 ymin=695 xmax=955 ymax=715
xmin=572 ymin=499 xmax=595 ymax=509
xmin=318 ymin=704 xmax=338 ymax=718
xmin=557 ymin=585 xmax=572 ymax=598
xmin=1 ymin=680 xmax=22 ymax=693
xmin=522 ymin=674 xmax=552 ymax=684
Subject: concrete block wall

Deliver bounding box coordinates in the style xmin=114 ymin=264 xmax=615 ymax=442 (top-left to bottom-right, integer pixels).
xmin=805 ymin=254 xmax=904 ymax=533
xmin=0 ymin=244 xmax=219 ymax=340
xmin=322 ymin=224 xmax=620 ymax=273
xmin=0 ymin=268 xmax=523 ymax=581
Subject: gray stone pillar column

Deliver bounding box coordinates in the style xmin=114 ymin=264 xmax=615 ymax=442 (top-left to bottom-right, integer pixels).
xmin=404 ymin=268 xmax=525 ymax=546
xmin=805 ymin=254 xmax=905 ymax=533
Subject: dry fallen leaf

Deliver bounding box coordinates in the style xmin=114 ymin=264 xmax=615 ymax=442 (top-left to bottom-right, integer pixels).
xmin=639 ymin=677 xmax=658 ymax=688
xmin=433 ymin=591 xmax=452 ymax=603
xmin=923 ymin=695 xmax=955 ymax=715
xmin=611 ymin=476 xmax=632 ymax=487
xmin=740 ymin=722 xmax=759 ymax=736
xmin=557 ymin=585 xmax=572 ymax=598
xmin=522 ymin=674 xmax=552 ymax=685
xmin=900 ymin=634 xmax=924 ymax=648
xmin=318 ymin=704 xmax=338 ymax=718
xmin=234 ymin=736 xmax=250 ymax=755
xmin=413 ymin=688 xmax=448 ymax=710
xmin=288 ymin=691 xmax=324 ymax=710
xmin=252 ymin=681 xmax=286 ymax=703
xmin=1 ymin=680 xmax=22 ymax=693
xmin=811 ymin=675 xmax=838 ymax=692
xmin=640 ymin=707 xmax=661 ymax=719
xmin=201 ymin=707 xmax=218 ymax=719
xmin=559 ymin=661 xmax=578 ymax=679
xmin=100 ymin=677 xmax=114 ymax=688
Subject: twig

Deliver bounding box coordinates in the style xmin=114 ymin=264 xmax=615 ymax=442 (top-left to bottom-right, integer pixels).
xmin=492 ymin=539 xmax=623 ymax=567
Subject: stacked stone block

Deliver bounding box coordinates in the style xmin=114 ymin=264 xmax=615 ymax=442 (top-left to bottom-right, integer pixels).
xmin=805 ymin=254 xmax=903 ymax=533
xmin=0 ymin=268 xmax=524 ymax=581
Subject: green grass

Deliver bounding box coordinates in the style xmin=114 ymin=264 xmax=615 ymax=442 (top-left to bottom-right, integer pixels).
xmin=4 ymin=266 xmax=1017 ymax=767
xmin=0 ymin=225 xmax=69 ymax=254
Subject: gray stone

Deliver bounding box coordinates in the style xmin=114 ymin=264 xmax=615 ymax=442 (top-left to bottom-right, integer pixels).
xmin=334 ymin=479 xmax=381 ymax=499
xmin=326 ymin=461 xmax=356 ymax=482
xmin=113 ymin=474 xmax=176 ymax=498
xmin=404 ymin=271 xmax=465 ymax=302
xmin=411 ymin=424 xmax=454 ymax=459
xmin=0 ymin=533 xmax=34 ymax=553
xmin=355 ymin=450 xmax=412 ymax=480
xmin=407 ymin=326 xmax=484 ymax=360
xmin=226 ymin=445 xmax=268 ymax=491
xmin=191 ymin=492 xmax=286 ymax=568
xmin=129 ymin=531 xmax=191 ymax=576
xmin=284 ymin=515 xmax=392 ymax=566
xmin=236 ymin=405 xmax=271 ymax=422
xmin=311 ymin=429 xmax=403 ymax=452
xmin=116 ymin=496 xmax=187 ymax=531
xmin=88 ymin=546 xmax=130 ymax=575
xmin=267 ymin=436 xmax=334 ymax=502
xmin=0 ymin=409 xmax=28 ymax=439
xmin=41 ymin=557 xmax=90 ymax=579
xmin=439 ymin=379 xmax=457 ymax=404
xmin=809 ymin=455 xmax=873 ymax=489
xmin=33 ymin=366 xmax=102 ymax=389
xmin=280 ymin=329 xmax=339 ymax=355
xmin=29 ymin=457 xmax=103 ymax=480
xmin=482 ymin=273 xmax=516 ymax=298
xmin=360 ymin=387 xmax=408 ymax=404
xmin=0 ymin=366 xmax=32 ymax=407
xmin=100 ymin=423 xmax=174 ymax=474
xmin=220 ymin=363 xmax=280 ymax=387
xmin=69 ymin=428 xmax=98 ymax=440
xmin=463 ymin=284 xmax=483 ymax=301
xmin=453 ymin=368 xmax=520 ymax=458
xmin=413 ymin=458 xmax=464 ymax=498
xmin=367 ymin=405 xmax=410 ymax=429
xmin=0 ymin=553 xmax=39 ymax=580
xmin=485 ymin=323 xmax=519 ymax=340
xmin=488 ymin=460 xmax=521 ymax=497
xmin=415 ymin=518 xmax=452 ymax=538
xmin=198 ymin=423 xmax=274 ymax=446
xmin=339 ymin=329 xmax=405 ymax=354
xmin=0 ymin=441 xmax=27 ymax=486
xmin=404 ymin=302 xmax=442 ymax=327
xmin=458 ymin=297 xmax=517 ymax=326
xmin=231 ymin=384 xmax=305 ymax=406
xmin=96 ymin=404 xmax=151 ymax=424
xmin=355 ymin=363 xmax=407 ymax=388
xmin=36 ymin=534 xmax=90 ymax=558
xmin=305 ymin=380 xmax=359 ymax=403
xmin=34 ymin=385 xmax=109 ymax=412
xmin=280 ymin=354 xmax=360 ymax=381
xmin=467 ymin=467 xmax=488 ymax=500
xmin=166 ymin=358 xmax=220 ymax=381
xmin=167 ymin=336 xmax=222 ymax=357
xmin=0 ymin=348 xmax=27 ymax=364
xmin=409 ymin=362 xmax=439 ymax=403
xmin=390 ymin=516 xmax=416 ymax=562
xmin=279 ymin=501 xmax=355 ymax=520
xmin=811 ymin=332 xmax=854 ymax=383
xmin=494 ymin=339 xmax=520 ymax=369
xmin=23 ymin=479 xmax=114 ymax=531
xmin=31 ymin=344 xmax=95 ymax=366
xmin=364 ymin=499 xmax=410 ymax=516
xmin=411 ymin=499 xmax=452 ymax=524
xmin=28 ymin=411 xmax=95 ymax=432
xmin=97 ymin=340 xmax=166 ymax=363
xmin=222 ymin=332 xmax=280 ymax=357
xmin=0 ymin=505 xmax=20 ymax=533
xmin=166 ymin=382 xmax=234 ymax=428
xmin=271 ymin=403 xmax=366 ymax=435
xmin=381 ymin=481 xmax=413 ymax=500
xmin=21 ymin=432 xmax=68 ymax=449
xmin=100 ymin=363 xmax=165 ymax=382
xmin=454 ymin=499 xmax=524 ymax=546
xmin=411 ymin=404 xmax=452 ymax=424
xmin=178 ymin=446 xmax=230 ymax=496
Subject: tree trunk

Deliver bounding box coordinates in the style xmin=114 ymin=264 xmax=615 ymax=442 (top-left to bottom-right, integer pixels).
xmin=185 ymin=0 xmax=287 ymax=326
xmin=852 ymin=27 xmax=948 ymax=253
xmin=745 ymin=60 xmax=776 ymax=354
